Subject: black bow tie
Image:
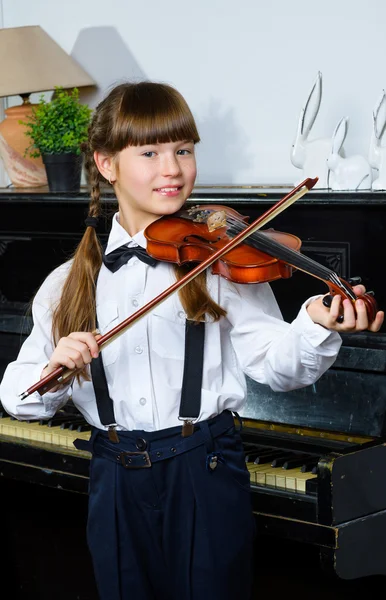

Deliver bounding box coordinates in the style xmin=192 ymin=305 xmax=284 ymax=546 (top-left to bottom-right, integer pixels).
xmin=103 ymin=244 xmax=158 ymax=273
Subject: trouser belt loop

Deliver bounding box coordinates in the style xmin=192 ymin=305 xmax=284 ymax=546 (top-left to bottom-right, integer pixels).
xmin=232 ymin=411 xmax=243 ymax=432
xmin=199 ymin=420 xmax=214 ymax=454
xmin=73 ymin=427 xmax=99 ymax=453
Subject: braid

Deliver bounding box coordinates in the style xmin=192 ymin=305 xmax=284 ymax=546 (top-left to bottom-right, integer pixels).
xmin=87 ymin=157 xmax=103 ymax=219
xmin=52 ymin=140 xmax=104 ymax=368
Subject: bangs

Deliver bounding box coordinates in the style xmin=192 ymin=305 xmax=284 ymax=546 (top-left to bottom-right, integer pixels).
xmin=112 ymin=82 xmax=200 ymax=149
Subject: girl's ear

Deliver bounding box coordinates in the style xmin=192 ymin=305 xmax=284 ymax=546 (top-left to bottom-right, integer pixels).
xmin=93 ymin=151 xmax=116 ymax=182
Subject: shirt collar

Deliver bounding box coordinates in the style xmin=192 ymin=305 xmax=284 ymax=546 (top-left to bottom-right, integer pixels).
xmin=105 ymin=212 xmax=147 ymax=255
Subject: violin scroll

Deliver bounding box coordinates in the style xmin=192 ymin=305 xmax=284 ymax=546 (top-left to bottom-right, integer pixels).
xmin=324 ymin=284 xmax=378 ymax=324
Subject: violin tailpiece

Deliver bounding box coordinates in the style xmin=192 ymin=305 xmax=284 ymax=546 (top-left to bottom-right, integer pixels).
xmin=186 ymin=206 xmax=211 ymax=222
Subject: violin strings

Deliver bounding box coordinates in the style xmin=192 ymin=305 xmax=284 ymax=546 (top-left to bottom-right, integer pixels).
xmin=185 ymin=208 xmax=356 ymax=300
xmin=225 ymin=217 xmax=356 ymax=300
xmin=225 ymin=217 xmax=331 ymax=278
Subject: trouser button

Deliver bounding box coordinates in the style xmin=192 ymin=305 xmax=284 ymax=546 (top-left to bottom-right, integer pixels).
xmin=136 ymin=438 xmax=147 ymax=451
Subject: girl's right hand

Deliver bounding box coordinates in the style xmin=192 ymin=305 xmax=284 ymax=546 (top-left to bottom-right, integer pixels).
xmin=40 ymin=332 xmax=100 ymax=383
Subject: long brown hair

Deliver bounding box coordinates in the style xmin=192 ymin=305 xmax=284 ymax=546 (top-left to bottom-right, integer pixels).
xmin=52 ymin=81 xmax=226 ymax=352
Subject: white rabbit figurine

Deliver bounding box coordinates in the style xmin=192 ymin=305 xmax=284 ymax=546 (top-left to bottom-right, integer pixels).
xmin=327 ymin=117 xmax=372 ymax=190
xmin=369 ymin=90 xmax=386 ymax=190
xmin=290 ymin=71 xmax=331 ymax=189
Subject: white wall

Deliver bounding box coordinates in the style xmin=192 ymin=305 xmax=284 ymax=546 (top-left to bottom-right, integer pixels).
xmin=2 ymin=0 xmax=385 ymax=184
xmin=0 ymin=0 xmax=9 ymax=186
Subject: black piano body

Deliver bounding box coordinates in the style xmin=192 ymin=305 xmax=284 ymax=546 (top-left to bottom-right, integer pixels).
xmin=1 ymin=187 xmax=386 ymax=582
xmin=242 ymin=337 xmax=386 ymax=580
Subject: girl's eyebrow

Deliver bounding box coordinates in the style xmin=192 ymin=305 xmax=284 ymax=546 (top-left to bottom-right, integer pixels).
xmin=140 ymin=140 xmax=193 ymax=148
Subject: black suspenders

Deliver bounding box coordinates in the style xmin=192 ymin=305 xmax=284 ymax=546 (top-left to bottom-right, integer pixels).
xmin=90 ymin=319 xmax=205 ymax=442
xmin=179 ymin=320 xmax=205 ymax=436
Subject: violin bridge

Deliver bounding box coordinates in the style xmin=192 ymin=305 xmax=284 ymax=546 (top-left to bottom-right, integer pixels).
xmin=207 ymin=211 xmax=227 ymax=232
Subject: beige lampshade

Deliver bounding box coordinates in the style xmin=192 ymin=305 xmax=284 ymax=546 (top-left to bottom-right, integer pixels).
xmin=0 ymin=25 xmax=95 ymax=97
xmin=0 ymin=25 xmax=95 ymax=188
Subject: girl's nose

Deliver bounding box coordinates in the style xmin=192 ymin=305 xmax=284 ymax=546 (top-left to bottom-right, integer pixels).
xmin=161 ymin=154 xmax=182 ymax=177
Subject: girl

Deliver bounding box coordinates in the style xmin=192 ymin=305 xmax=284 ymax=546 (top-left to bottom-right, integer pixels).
xmin=0 ymin=82 xmax=383 ymax=600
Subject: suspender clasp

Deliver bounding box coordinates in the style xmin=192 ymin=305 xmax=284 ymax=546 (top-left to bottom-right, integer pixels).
xmin=179 ymin=418 xmax=196 ymax=438
xmin=108 ymin=425 xmax=120 ymax=443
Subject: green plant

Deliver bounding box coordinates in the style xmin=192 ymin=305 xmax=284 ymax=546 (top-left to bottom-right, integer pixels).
xmin=21 ymin=87 xmax=92 ymax=158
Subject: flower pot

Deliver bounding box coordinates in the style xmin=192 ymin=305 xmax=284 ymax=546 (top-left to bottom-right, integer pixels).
xmin=42 ymin=153 xmax=83 ymax=192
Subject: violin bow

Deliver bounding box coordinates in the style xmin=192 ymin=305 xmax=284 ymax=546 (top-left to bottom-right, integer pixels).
xmin=20 ymin=177 xmax=317 ymax=399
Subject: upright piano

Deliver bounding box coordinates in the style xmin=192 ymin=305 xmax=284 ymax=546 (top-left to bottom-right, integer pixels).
xmin=1 ymin=186 xmax=385 ymax=584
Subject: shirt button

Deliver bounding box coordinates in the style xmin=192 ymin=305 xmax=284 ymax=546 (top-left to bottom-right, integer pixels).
xmin=178 ymin=311 xmax=185 ymax=319
xmin=139 ymin=397 xmax=147 ymax=406
xmin=132 ymin=299 xmax=139 ymax=307
xmin=134 ymin=346 xmax=143 ymax=354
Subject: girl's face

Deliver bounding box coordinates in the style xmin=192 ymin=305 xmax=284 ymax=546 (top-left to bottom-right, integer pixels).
xmin=111 ymin=140 xmax=197 ymax=235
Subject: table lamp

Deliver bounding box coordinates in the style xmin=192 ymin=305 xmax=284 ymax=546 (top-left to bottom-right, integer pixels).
xmin=0 ymin=25 xmax=95 ymax=187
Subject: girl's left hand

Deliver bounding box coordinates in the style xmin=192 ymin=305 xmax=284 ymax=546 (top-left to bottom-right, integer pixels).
xmin=307 ymin=285 xmax=384 ymax=333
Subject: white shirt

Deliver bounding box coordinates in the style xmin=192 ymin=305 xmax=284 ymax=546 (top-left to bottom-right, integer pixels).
xmin=0 ymin=213 xmax=342 ymax=431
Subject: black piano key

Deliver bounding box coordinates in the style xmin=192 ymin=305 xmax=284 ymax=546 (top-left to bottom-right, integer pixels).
xmin=45 ymin=413 xmax=82 ymax=426
xmin=244 ymin=450 xmax=262 ymax=462
xmin=76 ymin=424 xmax=91 ymax=432
xmin=301 ymin=459 xmax=319 ymax=473
xmin=10 ymin=416 xmax=40 ymax=422
xmin=68 ymin=420 xmax=88 ymax=431
xmin=41 ymin=417 xmax=67 ymax=427
xmin=254 ymin=450 xmax=284 ymax=464
xmin=282 ymin=455 xmax=313 ymax=470
xmin=271 ymin=454 xmax=297 ymax=468
xmin=61 ymin=418 xmax=87 ymax=430
xmin=245 ymin=447 xmax=274 ymax=462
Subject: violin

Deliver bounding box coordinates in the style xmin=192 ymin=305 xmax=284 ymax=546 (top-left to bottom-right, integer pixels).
xmin=145 ymin=204 xmax=378 ymax=322
xmin=19 ymin=177 xmax=377 ymax=400
xmin=145 ymin=206 xmax=301 ymax=284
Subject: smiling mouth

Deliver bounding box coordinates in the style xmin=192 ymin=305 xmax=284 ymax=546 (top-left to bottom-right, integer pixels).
xmin=154 ymin=186 xmax=183 ymax=193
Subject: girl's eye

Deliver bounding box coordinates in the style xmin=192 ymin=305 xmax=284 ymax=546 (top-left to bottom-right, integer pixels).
xmin=142 ymin=151 xmax=156 ymax=158
xmin=177 ymin=149 xmax=192 ymax=156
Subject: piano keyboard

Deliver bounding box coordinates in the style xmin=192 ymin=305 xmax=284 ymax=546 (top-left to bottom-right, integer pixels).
xmin=0 ymin=412 xmax=91 ymax=452
xmin=245 ymin=444 xmax=318 ymax=493
xmin=0 ymin=408 xmax=318 ymax=493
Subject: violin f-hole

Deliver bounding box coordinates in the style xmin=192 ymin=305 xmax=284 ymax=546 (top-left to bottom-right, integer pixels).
xmin=184 ymin=234 xmax=222 ymax=245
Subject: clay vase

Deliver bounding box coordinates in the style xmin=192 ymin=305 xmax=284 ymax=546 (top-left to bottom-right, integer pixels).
xmin=0 ymin=102 xmax=48 ymax=187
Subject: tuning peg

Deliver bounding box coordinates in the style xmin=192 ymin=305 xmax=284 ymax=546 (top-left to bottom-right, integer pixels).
xmin=348 ymin=276 xmax=362 ymax=285
xmin=322 ymin=295 xmax=333 ymax=308
xmin=323 ymin=294 xmax=344 ymax=323
xmin=365 ymin=290 xmax=375 ymax=296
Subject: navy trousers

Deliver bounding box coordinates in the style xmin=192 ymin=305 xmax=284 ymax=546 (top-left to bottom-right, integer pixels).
xmin=86 ymin=411 xmax=256 ymax=600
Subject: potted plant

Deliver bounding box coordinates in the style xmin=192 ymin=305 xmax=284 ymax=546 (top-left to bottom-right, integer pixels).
xmin=22 ymin=87 xmax=92 ymax=192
